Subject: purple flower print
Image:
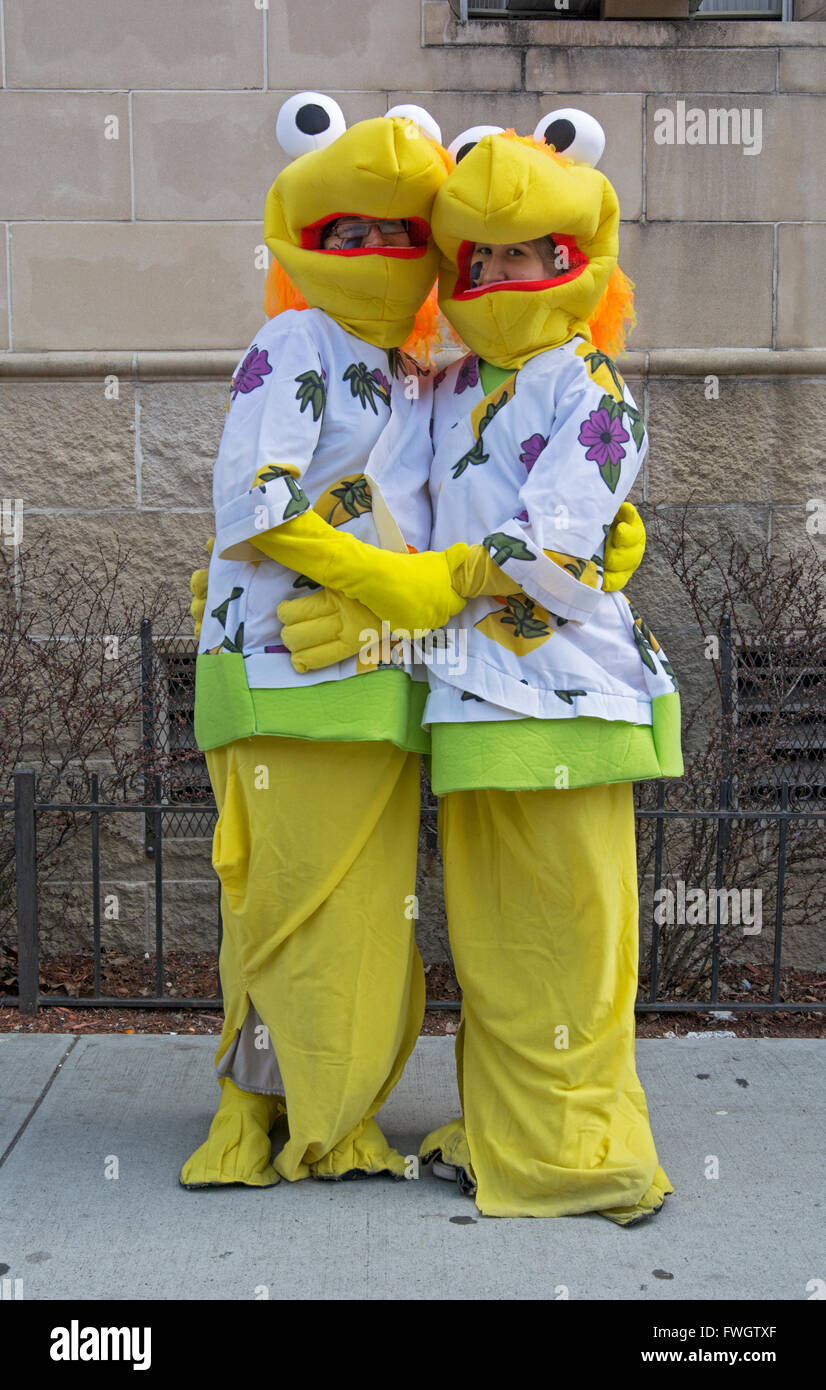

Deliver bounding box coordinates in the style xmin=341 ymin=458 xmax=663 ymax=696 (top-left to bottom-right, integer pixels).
xmin=454 ymin=355 xmax=479 ymax=394
xmin=513 ymin=509 xmax=529 ymax=522
xmin=578 ymin=406 xmax=629 ymax=494
xmin=264 ymin=643 xmax=289 ymax=653
xmin=231 ymin=345 xmax=272 ymax=400
xmin=578 ymin=408 xmax=629 ymax=467
xmin=519 ymin=433 xmax=548 ymax=473
xmin=371 ymin=367 xmax=391 ymax=397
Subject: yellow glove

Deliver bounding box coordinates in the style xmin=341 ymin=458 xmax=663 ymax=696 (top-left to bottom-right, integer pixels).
xmin=602 ymin=501 xmax=645 ymax=592
xmin=275 ymin=497 xmax=648 ymax=670
xmin=190 ymin=536 xmax=214 ymax=640
xmin=449 ymin=546 xmax=524 ymax=599
xmin=249 ymin=509 xmax=469 ymax=634
xmin=277 ymin=589 xmax=381 ymax=674
xmin=450 ymin=501 xmax=646 ymax=601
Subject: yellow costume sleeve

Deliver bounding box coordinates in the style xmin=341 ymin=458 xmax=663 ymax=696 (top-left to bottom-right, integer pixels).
xmin=276 ymin=501 xmax=647 ymax=673
xmin=249 ymin=509 xmax=469 ymax=634
xmin=451 ymin=500 xmax=646 ymax=600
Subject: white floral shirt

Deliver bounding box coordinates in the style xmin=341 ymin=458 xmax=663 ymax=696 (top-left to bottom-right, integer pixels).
xmin=202 ymin=308 xmax=432 ymax=689
xmin=422 ymin=338 xmax=679 ymax=726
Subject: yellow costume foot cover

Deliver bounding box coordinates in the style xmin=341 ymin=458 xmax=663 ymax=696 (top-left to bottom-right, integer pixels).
xmin=420 ymin=1117 xmax=477 ymax=1196
xmin=597 ymin=1165 xmax=674 ymax=1227
xmin=179 ymin=1079 xmax=284 ymax=1189
xmin=310 ymin=1117 xmax=409 ymax=1183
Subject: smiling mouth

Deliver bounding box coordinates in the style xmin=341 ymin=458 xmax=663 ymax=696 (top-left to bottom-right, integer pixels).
xmin=453 ymin=235 xmax=588 ymax=299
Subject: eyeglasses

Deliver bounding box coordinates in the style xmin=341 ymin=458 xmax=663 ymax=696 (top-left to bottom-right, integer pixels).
xmin=322 ymin=218 xmax=410 ymax=249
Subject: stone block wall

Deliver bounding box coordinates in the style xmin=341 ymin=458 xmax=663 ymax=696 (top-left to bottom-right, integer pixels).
xmin=1 ymin=1 xmax=824 ymax=969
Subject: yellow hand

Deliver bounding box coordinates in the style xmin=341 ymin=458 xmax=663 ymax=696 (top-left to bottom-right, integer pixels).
xmin=276 ymin=590 xmax=381 ymax=673
xmin=190 ymin=536 xmax=214 ymax=639
xmin=450 ymin=545 xmax=524 ymax=599
xmin=602 ymin=501 xmax=645 ymax=592
xmin=250 ymin=510 xmax=469 ymax=635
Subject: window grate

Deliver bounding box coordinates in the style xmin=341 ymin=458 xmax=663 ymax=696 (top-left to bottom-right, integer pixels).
xmin=153 ymin=641 xmax=216 ymax=839
xmin=731 ymin=636 xmax=826 ymax=807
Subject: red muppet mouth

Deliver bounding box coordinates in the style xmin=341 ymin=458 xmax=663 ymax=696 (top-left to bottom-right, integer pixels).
xmin=452 ymin=235 xmax=588 ymax=299
xmin=301 ymin=214 xmax=431 ymax=259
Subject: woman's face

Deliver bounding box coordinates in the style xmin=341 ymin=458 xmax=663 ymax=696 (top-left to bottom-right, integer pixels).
xmin=469 ymin=237 xmax=554 ymax=287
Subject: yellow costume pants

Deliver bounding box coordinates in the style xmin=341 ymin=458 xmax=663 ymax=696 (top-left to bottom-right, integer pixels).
xmin=182 ymin=735 xmax=425 ymax=1184
xmin=420 ymin=781 xmax=673 ymax=1221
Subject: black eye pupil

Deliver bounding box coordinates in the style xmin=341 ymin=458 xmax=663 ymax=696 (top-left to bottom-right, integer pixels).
xmin=544 ymin=118 xmax=576 ymax=152
xmin=296 ymin=103 xmax=331 ymax=135
xmin=456 ymin=141 xmax=476 ymax=164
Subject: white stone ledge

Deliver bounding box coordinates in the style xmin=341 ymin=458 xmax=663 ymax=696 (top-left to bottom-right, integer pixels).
xmin=423 ymin=2 xmax=826 ymax=46
xmin=2 ymin=348 xmax=825 ymax=380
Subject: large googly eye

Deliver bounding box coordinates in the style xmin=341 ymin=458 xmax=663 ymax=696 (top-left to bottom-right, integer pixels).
xmin=385 ymin=104 xmax=442 ymax=146
xmin=447 ymin=125 xmax=505 ymax=165
xmin=276 ymin=92 xmax=346 ymax=158
xmin=533 ymin=109 xmax=605 ymax=168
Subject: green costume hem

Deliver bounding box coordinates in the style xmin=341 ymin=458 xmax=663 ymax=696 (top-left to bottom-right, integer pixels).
xmin=194 ymin=653 xmax=430 ymax=754
xmin=429 ymin=692 xmax=684 ymax=793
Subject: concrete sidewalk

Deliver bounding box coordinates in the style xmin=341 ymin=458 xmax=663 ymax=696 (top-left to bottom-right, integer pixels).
xmin=0 ymin=1034 xmax=822 ymax=1301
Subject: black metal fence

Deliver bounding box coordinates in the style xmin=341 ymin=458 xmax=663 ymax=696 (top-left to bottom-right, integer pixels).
xmin=4 ymin=765 xmax=824 ymax=1018
xmin=3 ymin=613 xmax=824 ymax=1017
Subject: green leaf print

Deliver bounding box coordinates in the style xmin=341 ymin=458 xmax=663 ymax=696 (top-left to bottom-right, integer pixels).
xmin=281 ymin=476 xmax=310 ymax=520
xmin=584 ymin=348 xmax=626 ymax=401
xmin=599 ymin=459 xmax=622 ymax=495
xmin=342 ymin=362 xmax=390 ymax=414
xmin=452 ymin=436 xmax=489 ymax=479
xmin=293 ymin=572 xmax=322 ymax=591
xmin=597 ymin=392 xmax=626 ymax=420
xmin=460 ymin=690 xmax=485 ymax=702
xmin=251 ymin=464 xmax=300 ymax=493
xmin=625 ymin=404 xmax=646 ymax=450
xmin=659 ymin=658 xmax=680 ymax=691
xmin=295 ymin=370 xmax=326 ymax=422
xmin=210 ymin=587 xmax=244 ymax=628
xmin=482 ymin=532 xmax=537 ymax=565
xmin=626 ymin=599 xmax=660 ymax=674
xmin=500 ymin=596 xmax=550 ymax=641
xmin=554 ymin=689 xmax=588 ymax=705
xmin=631 ymin=623 xmax=658 ymax=673
xmin=327 ymin=476 xmax=372 ymax=522
xmin=559 ymin=555 xmax=588 ymax=581
xmin=220 ymin=622 xmax=245 ymax=654
xmin=451 ymin=390 xmax=511 ymax=480
xmin=387 ymin=347 xmax=427 ymax=382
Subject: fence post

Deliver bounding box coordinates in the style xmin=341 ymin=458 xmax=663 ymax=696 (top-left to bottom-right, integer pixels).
xmin=141 ymin=618 xmax=156 ymax=857
xmin=14 ymin=768 xmax=39 ymax=1016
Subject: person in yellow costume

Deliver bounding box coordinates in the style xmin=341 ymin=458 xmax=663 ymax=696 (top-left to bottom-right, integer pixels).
xmin=180 ymin=96 xmax=647 ymax=1193
xmin=278 ymin=111 xmax=681 ymax=1222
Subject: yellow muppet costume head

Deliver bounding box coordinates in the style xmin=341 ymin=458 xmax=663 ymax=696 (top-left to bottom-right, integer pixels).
xmin=435 ymin=109 xmax=632 ymax=370
xmin=264 ymin=93 xmax=448 ymax=350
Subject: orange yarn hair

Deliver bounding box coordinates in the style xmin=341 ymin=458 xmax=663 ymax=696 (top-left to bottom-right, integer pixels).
xmin=588 ymin=265 xmax=636 ymax=359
